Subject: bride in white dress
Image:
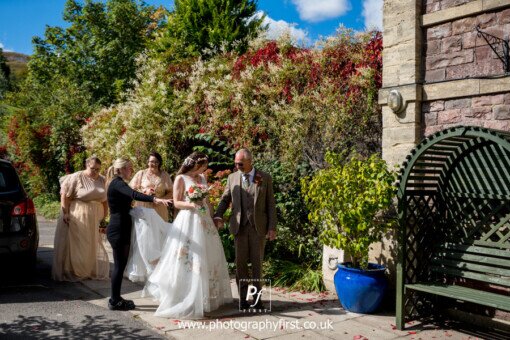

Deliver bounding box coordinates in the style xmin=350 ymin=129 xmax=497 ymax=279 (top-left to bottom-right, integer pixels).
xmin=143 ymin=152 xmax=233 ymax=318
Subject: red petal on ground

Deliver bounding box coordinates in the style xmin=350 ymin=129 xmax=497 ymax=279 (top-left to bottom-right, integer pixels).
xmin=408 ymin=331 xmax=417 ymax=334
xmin=353 ymin=335 xmax=368 ymax=340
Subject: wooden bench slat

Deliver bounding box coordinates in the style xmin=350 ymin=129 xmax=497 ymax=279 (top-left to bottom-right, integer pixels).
xmin=474 ymin=240 xmax=510 ymax=250
xmin=435 ymin=251 xmax=510 ymax=268
xmin=431 ymin=258 xmax=510 ymax=277
xmin=406 ymin=283 xmax=510 ymax=311
xmin=431 ymin=266 xmax=510 ymax=287
xmin=442 ymin=244 xmax=510 ymax=258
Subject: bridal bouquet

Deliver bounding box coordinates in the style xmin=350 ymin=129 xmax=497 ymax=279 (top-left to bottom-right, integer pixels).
xmin=186 ymin=184 xmax=209 ymax=214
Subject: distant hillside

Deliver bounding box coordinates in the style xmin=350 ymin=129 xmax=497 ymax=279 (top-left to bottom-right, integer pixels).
xmin=4 ymin=52 xmax=29 ymax=84
xmin=4 ymin=52 xmax=29 ymax=64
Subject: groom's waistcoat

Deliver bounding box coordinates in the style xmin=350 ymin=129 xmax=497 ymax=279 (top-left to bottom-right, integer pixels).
xmin=240 ymin=182 xmax=256 ymax=228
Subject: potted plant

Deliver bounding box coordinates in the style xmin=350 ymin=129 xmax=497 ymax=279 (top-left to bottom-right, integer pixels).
xmin=302 ymin=151 xmax=396 ymax=313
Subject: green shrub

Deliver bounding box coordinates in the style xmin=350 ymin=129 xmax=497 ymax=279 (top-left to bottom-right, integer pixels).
xmin=302 ymin=152 xmax=396 ymax=269
xmin=256 ymin=158 xmax=322 ymax=267
xmin=33 ymin=193 xmax=61 ymax=220
xmin=264 ymin=259 xmax=326 ymax=293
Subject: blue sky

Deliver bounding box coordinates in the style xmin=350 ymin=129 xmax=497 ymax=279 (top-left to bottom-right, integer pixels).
xmin=0 ymin=0 xmax=382 ymax=55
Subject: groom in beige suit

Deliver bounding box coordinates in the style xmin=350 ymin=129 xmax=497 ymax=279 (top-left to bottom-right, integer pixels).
xmin=214 ymin=148 xmax=277 ymax=310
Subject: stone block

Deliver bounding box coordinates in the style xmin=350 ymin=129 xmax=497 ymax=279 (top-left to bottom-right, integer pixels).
xmin=483 ymin=120 xmax=510 ymax=131
xmin=445 ymin=98 xmax=472 ymax=109
xmin=462 ymin=31 xmax=481 ymax=49
xmin=493 ymin=104 xmax=510 ymax=119
xmin=425 ymin=68 xmax=446 ymax=83
xmin=505 ymin=93 xmax=510 ymax=104
xmin=426 ymin=23 xmax=452 ymax=40
xmin=322 ymin=245 xmax=345 ymax=292
xmin=442 ymin=0 xmax=475 ymax=10
xmin=461 ymin=107 xmax=490 ymax=118
xmin=423 ymin=100 xmax=445 ymax=112
xmin=382 ymin=106 xmax=421 ymax=127
xmin=426 ymin=2 xmax=441 ymax=13
xmin=382 ymin=65 xmax=401 ymax=87
xmin=426 ymin=50 xmax=474 ymax=69
xmin=382 ymin=143 xmax=417 ymax=167
xmin=433 ymin=100 xmax=446 ymax=111
xmin=446 ymin=59 xmax=502 ymax=80
xmin=480 ymin=77 xmax=510 ymax=93
xmin=424 ymin=124 xmax=446 ymax=136
xmin=424 ymin=111 xmax=438 ymax=125
xmin=424 ymin=79 xmax=480 ymax=100
xmin=477 ymin=12 xmax=498 ymax=28
xmin=452 ymin=16 xmax=478 ymax=35
xmin=426 ymin=39 xmax=441 ymax=54
xmin=475 ymin=44 xmax=499 ymax=62
xmin=497 ymin=8 xmax=510 ymax=24
xmin=472 ymin=95 xmax=494 ymax=107
xmin=399 ymin=63 xmax=421 ymax=84
xmin=382 ymin=125 xmax=421 ymax=149
xmin=422 ymin=1 xmax=483 ymax=27
xmin=442 ymin=35 xmax=463 ymax=53
xmin=444 ymin=64 xmax=470 ymax=80
xmin=438 ymin=109 xmax=462 ymax=124
xmin=483 ymin=0 xmax=510 ymax=11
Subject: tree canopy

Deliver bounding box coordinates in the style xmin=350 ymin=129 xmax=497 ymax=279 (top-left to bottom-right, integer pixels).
xmin=152 ymin=0 xmax=265 ymax=61
xmin=29 ymin=0 xmax=164 ymax=105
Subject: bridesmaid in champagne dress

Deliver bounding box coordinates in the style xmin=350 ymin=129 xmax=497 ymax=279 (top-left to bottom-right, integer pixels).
xmin=52 ymin=156 xmax=110 ymax=281
xmin=126 ymin=152 xmax=173 ymax=282
xmin=129 ymin=151 xmax=173 ymax=222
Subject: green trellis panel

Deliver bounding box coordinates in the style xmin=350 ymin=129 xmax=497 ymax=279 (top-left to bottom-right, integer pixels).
xmin=395 ymin=126 xmax=510 ymax=330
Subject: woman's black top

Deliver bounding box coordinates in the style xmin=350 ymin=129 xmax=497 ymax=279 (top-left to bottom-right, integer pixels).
xmin=107 ymin=176 xmax=155 ymax=248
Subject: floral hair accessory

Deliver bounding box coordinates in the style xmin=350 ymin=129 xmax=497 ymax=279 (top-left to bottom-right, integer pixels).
xmin=183 ymin=157 xmax=195 ymax=167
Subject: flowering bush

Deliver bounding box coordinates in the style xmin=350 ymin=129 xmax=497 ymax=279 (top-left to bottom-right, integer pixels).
xmin=80 ymin=29 xmax=384 ymax=280
xmin=176 ymin=29 xmax=383 ymax=169
xmin=82 ymin=55 xmax=189 ymax=171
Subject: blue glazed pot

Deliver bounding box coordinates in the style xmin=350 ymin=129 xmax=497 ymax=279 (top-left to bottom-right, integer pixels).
xmin=333 ymin=262 xmax=388 ymax=313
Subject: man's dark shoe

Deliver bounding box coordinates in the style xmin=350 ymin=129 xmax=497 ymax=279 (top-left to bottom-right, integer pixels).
xmin=253 ymin=300 xmax=265 ymax=310
xmin=108 ymin=298 xmax=136 ymax=311
xmin=239 ymin=300 xmax=250 ymax=310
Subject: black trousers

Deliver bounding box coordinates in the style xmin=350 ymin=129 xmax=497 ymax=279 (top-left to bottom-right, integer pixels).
xmin=110 ymin=243 xmax=130 ymax=302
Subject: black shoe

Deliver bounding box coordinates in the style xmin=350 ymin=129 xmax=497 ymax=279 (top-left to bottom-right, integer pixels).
xmin=253 ymin=301 xmax=265 ymax=310
xmin=121 ymin=298 xmax=136 ymax=310
xmin=108 ymin=298 xmax=136 ymax=311
xmin=239 ymin=300 xmax=250 ymax=310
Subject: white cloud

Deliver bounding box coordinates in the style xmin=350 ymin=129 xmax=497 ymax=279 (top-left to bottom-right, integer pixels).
xmin=291 ymin=0 xmax=351 ymax=23
xmin=0 ymin=42 xmax=4 ymax=49
xmin=362 ymin=0 xmax=383 ymax=30
xmin=255 ymin=12 xmax=309 ymax=44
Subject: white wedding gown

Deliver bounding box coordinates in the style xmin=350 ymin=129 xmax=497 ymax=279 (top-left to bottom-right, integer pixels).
xmin=125 ymin=207 xmax=169 ymax=282
xmin=143 ymin=174 xmax=233 ymax=319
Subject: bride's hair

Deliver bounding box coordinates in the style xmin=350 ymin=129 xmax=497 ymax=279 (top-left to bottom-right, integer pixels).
xmin=177 ymin=152 xmax=208 ymax=175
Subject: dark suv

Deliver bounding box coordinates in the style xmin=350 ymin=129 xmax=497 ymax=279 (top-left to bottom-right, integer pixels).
xmin=0 ymin=159 xmax=39 ymax=268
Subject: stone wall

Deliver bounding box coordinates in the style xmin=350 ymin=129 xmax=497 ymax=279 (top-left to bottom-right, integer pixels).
xmin=424 ymin=0 xmax=475 ymax=13
xmin=423 ymin=93 xmax=510 ymax=135
xmin=424 ymin=9 xmax=510 ymax=83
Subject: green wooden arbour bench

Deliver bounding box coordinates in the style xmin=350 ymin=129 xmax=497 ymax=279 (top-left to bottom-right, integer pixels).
xmin=395 ymin=126 xmax=510 ymax=330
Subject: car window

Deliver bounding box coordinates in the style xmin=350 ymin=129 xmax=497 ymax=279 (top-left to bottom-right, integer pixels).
xmin=0 ymin=163 xmax=21 ymax=192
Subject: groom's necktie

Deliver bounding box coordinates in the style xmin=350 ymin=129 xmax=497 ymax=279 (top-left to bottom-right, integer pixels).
xmin=242 ymin=173 xmax=250 ymax=189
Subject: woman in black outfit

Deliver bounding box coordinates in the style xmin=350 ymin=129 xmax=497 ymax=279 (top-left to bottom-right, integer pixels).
xmin=106 ymin=158 xmax=171 ymax=311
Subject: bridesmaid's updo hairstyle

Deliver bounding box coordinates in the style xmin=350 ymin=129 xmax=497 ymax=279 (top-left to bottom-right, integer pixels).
xmin=177 ymin=152 xmax=208 ymax=175
xmin=85 ymin=155 xmax=102 ymax=166
xmin=149 ymin=151 xmax=163 ymax=171
xmin=106 ymin=157 xmax=131 ymax=187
